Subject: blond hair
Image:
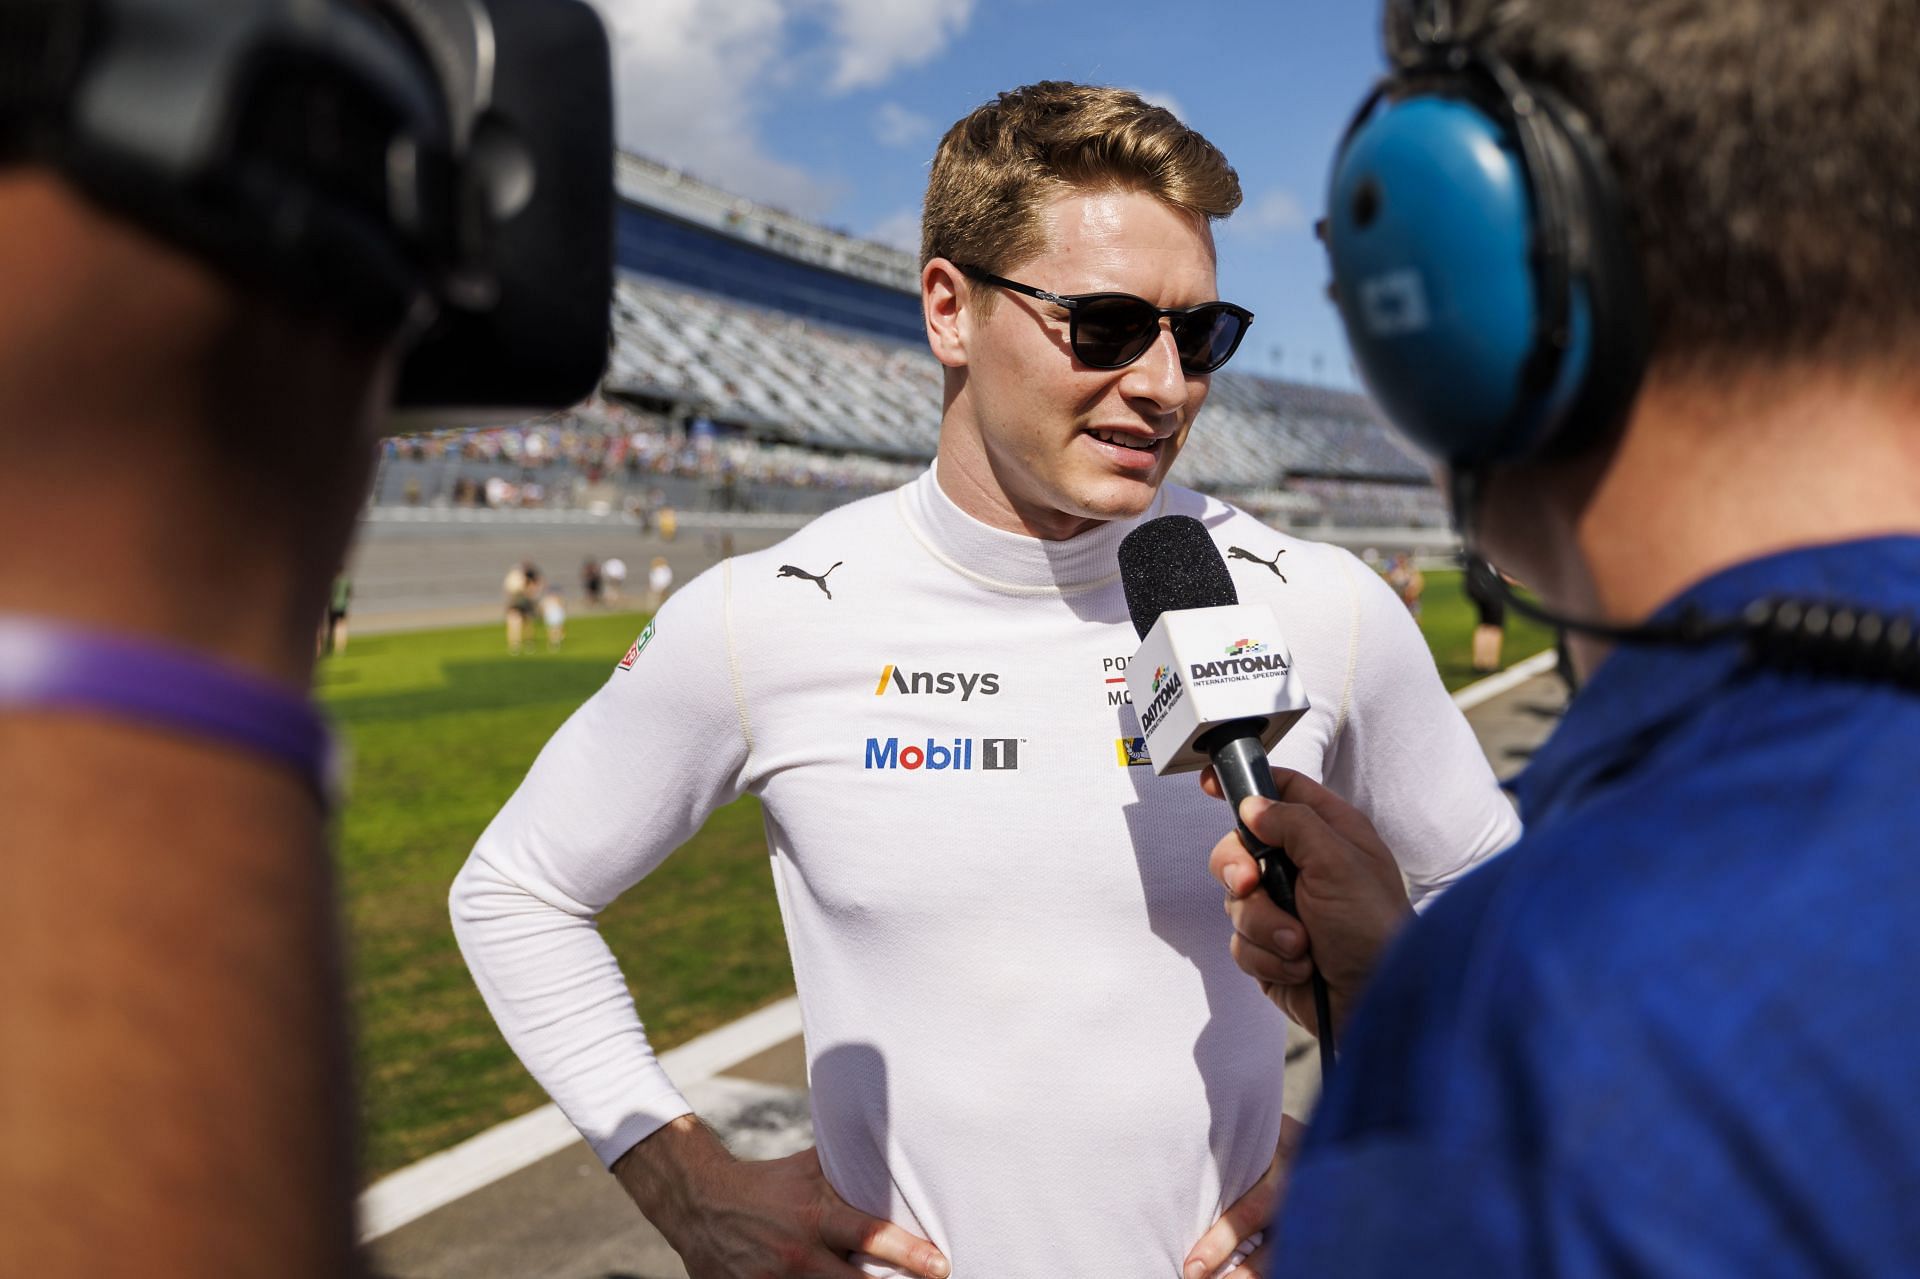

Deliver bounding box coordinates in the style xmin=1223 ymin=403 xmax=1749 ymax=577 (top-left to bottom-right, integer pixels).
xmin=920 ymin=82 xmax=1242 ymax=304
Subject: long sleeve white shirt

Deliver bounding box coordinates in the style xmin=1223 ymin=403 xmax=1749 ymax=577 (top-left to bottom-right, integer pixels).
xmin=451 ymin=466 xmax=1519 ymax=1277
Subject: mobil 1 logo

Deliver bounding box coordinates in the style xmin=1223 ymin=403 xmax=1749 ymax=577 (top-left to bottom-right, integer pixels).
xmin=863 ymin=736 xmax=1023 ymax=771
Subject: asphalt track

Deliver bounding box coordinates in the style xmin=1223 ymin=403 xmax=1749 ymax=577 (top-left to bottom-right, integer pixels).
xmin=360 ymin=651 xmax=1567 ymax=1279
xmin=337 ymin=504 xmax=1452 ymax=637
xmin=342 ymin=506 xmax=802 ymax=636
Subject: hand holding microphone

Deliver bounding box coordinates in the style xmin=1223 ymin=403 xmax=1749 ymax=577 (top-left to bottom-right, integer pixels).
xmin=1201 ymin=769 xmax=1412 ymax=1039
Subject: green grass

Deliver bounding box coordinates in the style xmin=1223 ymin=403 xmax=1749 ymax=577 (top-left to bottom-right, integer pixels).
xmin=325 ymin=570 xmax=1553 ymax=1180
xmin=318 ymin=612 xmax=793 ymax=1180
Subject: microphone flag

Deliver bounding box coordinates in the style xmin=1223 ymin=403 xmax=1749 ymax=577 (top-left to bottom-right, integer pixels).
xmin=1124 ymin=604 xmax=1310 ymax=775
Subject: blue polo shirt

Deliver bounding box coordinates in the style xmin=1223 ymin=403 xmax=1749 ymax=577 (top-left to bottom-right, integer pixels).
xmin=1275 ymin=537 xmax=1920 ymax=1277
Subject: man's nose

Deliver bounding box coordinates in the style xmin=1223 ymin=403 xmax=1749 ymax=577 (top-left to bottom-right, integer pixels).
xmin=1119 ymin=320 xmax=1192 ymax=416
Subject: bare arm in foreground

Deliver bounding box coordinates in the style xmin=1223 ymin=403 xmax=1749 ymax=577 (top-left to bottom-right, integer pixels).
xmin=0 ymin=171 xmax=392 ymax=1276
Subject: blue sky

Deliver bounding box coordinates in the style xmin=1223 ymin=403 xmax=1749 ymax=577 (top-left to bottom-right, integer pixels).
xmin=587 ymin=1 xmax=1388 ymax=388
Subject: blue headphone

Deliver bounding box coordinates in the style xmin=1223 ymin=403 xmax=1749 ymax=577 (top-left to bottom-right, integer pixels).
xmin=1323 ymin=5 xmax=1920 ymax=689
xmin=1322 ymin=1 xmax=1649 ymax=470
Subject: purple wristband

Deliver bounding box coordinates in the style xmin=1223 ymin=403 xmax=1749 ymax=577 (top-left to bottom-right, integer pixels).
xmin=0 ymin=615 xmax=337 ymax=808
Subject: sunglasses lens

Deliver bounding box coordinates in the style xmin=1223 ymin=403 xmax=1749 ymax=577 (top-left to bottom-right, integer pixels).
xmin=1173 ymin=306 xmax=1248 ymax=374
xmin=1071 ymin=297 xmax=1160 ymax=368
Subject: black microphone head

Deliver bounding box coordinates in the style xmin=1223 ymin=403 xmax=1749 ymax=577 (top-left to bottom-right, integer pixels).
xmin=1118 ymin=514 xmax=1238 ymax=638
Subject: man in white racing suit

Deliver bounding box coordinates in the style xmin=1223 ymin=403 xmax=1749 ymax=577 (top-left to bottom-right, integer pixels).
xmin=452 ymin=81 xmax=1518 ymax=1279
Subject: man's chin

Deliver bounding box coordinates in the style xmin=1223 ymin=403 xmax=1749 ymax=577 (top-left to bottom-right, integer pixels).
xmin=1076 ymin=469 xmax=1166 ymax=521
xmin=1016 ymin=463 xmax=1170 ymax=536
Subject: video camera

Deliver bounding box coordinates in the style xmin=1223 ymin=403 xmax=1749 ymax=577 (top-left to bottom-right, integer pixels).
xmin=0 ymin=0 xmax=614 ymax=427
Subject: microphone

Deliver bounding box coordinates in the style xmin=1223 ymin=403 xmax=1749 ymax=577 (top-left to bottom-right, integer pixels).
xmin=1118 ymin=515 xmax=1336 ymax=1064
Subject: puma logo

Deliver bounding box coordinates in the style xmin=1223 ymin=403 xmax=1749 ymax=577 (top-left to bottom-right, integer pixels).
xmin=1228 ymin=545 xmax=1287 ymax=582
xmin=777 ymin=561 xmax=843 ymax=599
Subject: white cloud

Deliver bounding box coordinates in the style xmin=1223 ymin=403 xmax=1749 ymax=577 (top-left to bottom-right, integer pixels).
xmin=811 ymin=0 xmax=975 ymax=94
xmin=874 ymin=102 xmax=935 ymax=148
xmin=1127 ymin=88 xmax=1187 ymax=121
xmin=583 ymin=0 xmax=841 ymax=215
xmin=867 ymin=206 xmax=925 ymax=253
xmin=582 ymin=0 xmax=974 ymax=213
xmin=1228 ymin=188 xmax=1310 ymax=238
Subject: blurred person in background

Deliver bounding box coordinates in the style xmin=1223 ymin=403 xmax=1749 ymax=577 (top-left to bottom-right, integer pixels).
xmin=541 ymin=586 xmax=567 ymax=652
xmin=1462 ymin=555 xmax=1505 ymax=674
xmin=453 ymin=81 xmax=1518 ymax=1279
xmin=1383 ymin=551 xmax=1423 ymax=619
xmin=1211 ymin=1 xmax=1920 ymax=1273
xmin=601 ymin=553 xmax=627 ymax=602
xmin=323 ymin=571 xmax=353 ymax=657
xmin=645 ymin=554 xmax=673 ymax=609
xmin=504 ymin=560 xmax=537 ymax=655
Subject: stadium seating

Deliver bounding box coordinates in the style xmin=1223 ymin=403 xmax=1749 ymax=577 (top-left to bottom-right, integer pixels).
xmin=387 ymin=155 xmax=1452 ymax=533
xmin=603 ymin=273 xmax=1432 ymax=497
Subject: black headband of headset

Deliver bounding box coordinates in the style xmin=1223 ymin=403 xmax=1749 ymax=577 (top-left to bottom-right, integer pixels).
xmin=0 ymin=0 xmax=94 ymax=158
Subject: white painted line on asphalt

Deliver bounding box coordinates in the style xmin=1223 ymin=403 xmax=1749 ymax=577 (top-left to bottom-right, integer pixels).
xmin=1450 ymin=648 xmax=1558 ymax=712
xmin=647 ymin=994 xmax=807 ymax=1085
xmin=357 ymin=1104 xmax=579 ymax=1242
xmin=687 ymin=1075 xmax=815 ymax=1162
xmin=357 ymin=995 xmax=803 ymax=1242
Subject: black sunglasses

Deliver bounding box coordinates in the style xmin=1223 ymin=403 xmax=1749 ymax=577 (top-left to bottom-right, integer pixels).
xmin=956 ymin=264 xmax=1254 ymax=374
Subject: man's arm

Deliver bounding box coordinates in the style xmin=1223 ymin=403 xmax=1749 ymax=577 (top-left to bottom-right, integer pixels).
xmin=0 ymin=171 xmax=394 ymax=1276
xmin=1324 ymin=551 xmax=1519 ymax=903
xmin=451 ymin=568 xmax=758 ymax=1157
xmin=450 ymin=568 xmax=946 ymax=1278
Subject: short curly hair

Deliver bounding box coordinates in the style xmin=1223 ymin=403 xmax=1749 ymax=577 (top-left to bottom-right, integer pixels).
xmin=1386 ymin=0 xmax=1920 ymax=375
xmin=920 ymin=82 xmax=1242 ymax=307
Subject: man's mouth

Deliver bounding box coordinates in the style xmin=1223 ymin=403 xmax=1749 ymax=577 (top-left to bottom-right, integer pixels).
xmin=1087 ymin=428 xmax=1160 ymax=452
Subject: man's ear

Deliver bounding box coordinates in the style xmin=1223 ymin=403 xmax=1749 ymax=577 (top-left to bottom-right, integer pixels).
xmin=922 ymin=257 xmax=971 ymax=370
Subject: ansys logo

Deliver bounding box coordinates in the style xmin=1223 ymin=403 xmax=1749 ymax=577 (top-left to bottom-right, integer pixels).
xmin=1226 ymin=638 xmax=1266 ymax=657
xmin=873 ymin=664 xmax=1000 ymax=701
xmin=864 ymin=737 xmax=1021 ymax=770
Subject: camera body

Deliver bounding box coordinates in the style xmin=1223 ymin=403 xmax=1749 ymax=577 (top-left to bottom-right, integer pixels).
xmin=0 ymin=0 xmax=615 ymax=425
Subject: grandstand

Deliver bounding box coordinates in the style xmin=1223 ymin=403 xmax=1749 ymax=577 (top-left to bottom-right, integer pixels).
xmin=375 ymin=153 xmax=1451 ymax=542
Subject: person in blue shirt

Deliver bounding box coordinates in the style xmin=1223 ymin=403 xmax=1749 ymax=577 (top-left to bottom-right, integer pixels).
xmin=1194 ymin=1 xmax=1920 ymax=1276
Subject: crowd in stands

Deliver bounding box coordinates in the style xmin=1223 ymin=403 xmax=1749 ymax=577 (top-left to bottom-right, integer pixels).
xmin=602 ymin=272 xmax=1435 ymax=498
xmin=375 ymin=396 xmax=920 ymax=515
xmin=375 ymin=271 xmax=1446 ymax=530
xmin=1282 ymin=476 xmax=1453 ymax=529
xmin=608 ymin=275 xmax=943 ymax=459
